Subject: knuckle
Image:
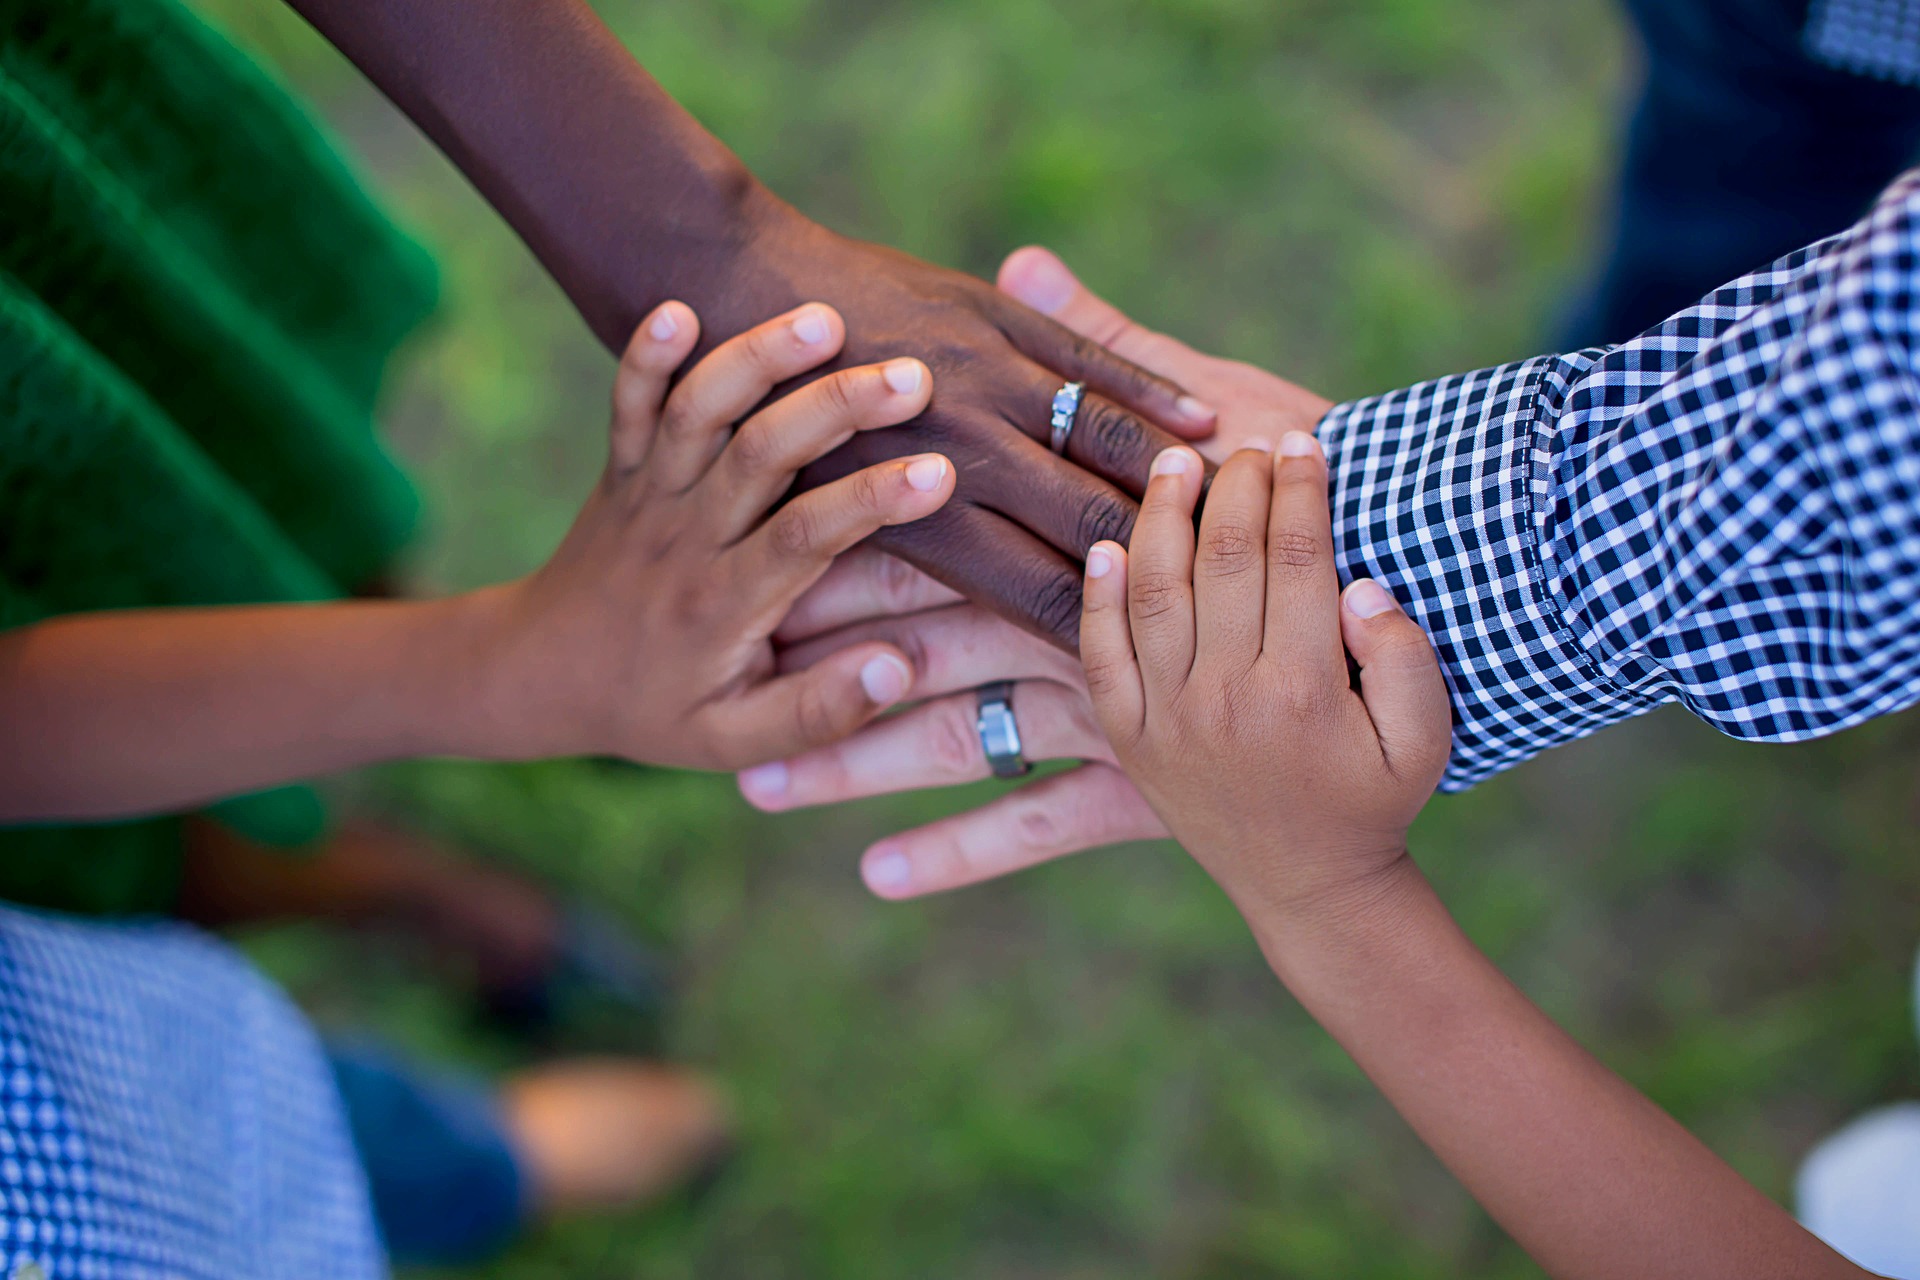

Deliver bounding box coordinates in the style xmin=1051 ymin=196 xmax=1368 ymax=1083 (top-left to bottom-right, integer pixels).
xmin=1075 ymin=399 xmax=1150 ymax=469
xmin=1011 ymin=797 xmax=1067 ymax=853
xmin=852 ymin=464 xmax=893 ymax=516
xmin=1267 ymin=525 xmax=1324 ymax=573
xmin=1068 ymin=329 xmax=1149 ymax=392
xmin=1074 ymin=489 xmax=1136 ymax=551
xmin=1027 ymin=571 xmax=1084 ymax=641
xmin=1277 ymin=674 xmax=1329 ymax=718
xmin=769 ymin=502 xmax=821 ymax=560
xmin=816 ymin=366 xmax=864 ymax=418
xmin=1128 ymin=570 xmax=1187 ymax=622
xmin=1377 ymin=626 xmax=1436 ymax=666
xmin=877 ymin=552 xmax=926 ymax=611
xmin=659 ymin=390 xmax=708 ymax=440
xmin=882 ymin=622 xmax=932 ymax=686
xmin=1199 ymin=521 xmax=1262 ymax=576
xmin=928 ymin=700 xmax=984 ymax=776
xmin=1081 ymin=652 xmax=1131 ymax=701
xmin=744 ymin=323 xmax=790 ymax=374
xmin=728 ymin=421 xmax=782 ymax=474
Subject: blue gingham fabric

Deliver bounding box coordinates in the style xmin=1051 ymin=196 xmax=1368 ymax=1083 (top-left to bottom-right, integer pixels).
xmin=1319 ymin=168 xmax=1920 ymax=791
xmin=0 ymin=909 xmax=383 ymax=1279
xmin=1807 ymin=0 xmax=1920 ymax=84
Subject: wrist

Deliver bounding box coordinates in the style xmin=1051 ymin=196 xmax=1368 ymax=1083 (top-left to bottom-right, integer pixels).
xmin=1233 ymin=852 xmax=1448 ymax=993
xmin=401 ymin=585 xmax=551 ymax=762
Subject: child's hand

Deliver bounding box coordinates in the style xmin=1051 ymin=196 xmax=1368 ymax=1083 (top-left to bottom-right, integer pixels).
xmin=1078 ymin=432 xmax=1451 ymax=924
xmin=480 ymin=301 xmax=955 ymax=771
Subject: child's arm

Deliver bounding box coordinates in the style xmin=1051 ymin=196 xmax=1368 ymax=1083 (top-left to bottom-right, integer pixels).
xmin=1077 ymin=435 xmax=1879 ymax=1280
xmin=0 ymin=301 xmax=954 ymax=824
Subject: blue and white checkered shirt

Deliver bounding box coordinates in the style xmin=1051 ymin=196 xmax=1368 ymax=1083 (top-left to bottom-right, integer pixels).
xmin=1319 ymin=168 xmax=1920 ymax=791
xmin=0 ymin=911 xmax=383 ymax=1279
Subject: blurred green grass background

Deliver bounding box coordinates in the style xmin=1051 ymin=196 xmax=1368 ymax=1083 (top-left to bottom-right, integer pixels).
xmin=186 ymin=1 xmax=1920 ymax=1276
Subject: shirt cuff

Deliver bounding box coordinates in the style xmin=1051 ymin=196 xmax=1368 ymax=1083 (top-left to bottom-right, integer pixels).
xmin=1317 ymin=355 xmax=1660 ymax=791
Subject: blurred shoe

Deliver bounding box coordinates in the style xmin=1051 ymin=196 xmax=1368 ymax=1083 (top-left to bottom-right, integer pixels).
xmin=182 ymin=817 xmax=669 ymax=1036
xmin=1796 ymin=1103 xmax=1920 ymax=1278
xmin=501 ymin=1059 xmax=734 ymax=1215
xmin=480 ymin=901 xmax=670 ymax=1041
xmin=1795 ymin=947 xmax=1920 ymax=1279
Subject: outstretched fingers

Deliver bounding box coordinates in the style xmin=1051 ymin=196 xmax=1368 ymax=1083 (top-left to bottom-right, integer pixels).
xmin=708 ymin=641 xmax=918 ymax=768
xmin=1260 ymin=432 xmax=1345 ymax=687
xmin=739 ymin=453 xmax=956 ymax=622
xmin=706 ymin=357 xmax=932 ymax=541
xmin=608 ymin=302 xmax=700 ymax=474
xmin=1079 ymin=539 xmax=1143 ymax=742
xmin=858 ymin=763 xmax=1166 ymax=900
xmin=737 ymin=677 xmax=1110 ymax=813
xmin=1126 ymin=446 xmax=1205 ymax=697
xmin=651 ymin=303 xmax=847 ymax=492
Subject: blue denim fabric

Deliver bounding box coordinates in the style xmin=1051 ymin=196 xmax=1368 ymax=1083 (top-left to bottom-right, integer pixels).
xmin=327 ymin=1042 xmax=529 ymax=1267
xmin=1566 ymin=0 xmax=1920 ymax=346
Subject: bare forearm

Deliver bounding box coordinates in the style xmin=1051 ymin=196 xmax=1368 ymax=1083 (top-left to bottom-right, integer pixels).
xmin=283 ymin=0 xmax=780 ymax=350
xmin=1250 ymin=865 xmax=1872 ymax=1280
xmin=0 ymin=593 xmax=512 ymax=822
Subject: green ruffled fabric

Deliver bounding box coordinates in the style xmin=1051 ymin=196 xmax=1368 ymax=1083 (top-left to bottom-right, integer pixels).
xmin=0 ymin=0 xmax=438 ymax=912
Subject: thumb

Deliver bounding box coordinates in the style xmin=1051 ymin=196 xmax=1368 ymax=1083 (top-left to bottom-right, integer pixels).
xmin=714 ymin=642 xmax=914 ymax=767
xmin=997 ymin=246 xmax=1141 ymax=349
xmin=1338 ymin=579 xmax=1452 ymax=784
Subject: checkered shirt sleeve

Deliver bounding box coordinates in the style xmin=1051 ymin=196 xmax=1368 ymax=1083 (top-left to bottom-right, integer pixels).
xmin=1318 ymin=167 xmax=1920 ymax=791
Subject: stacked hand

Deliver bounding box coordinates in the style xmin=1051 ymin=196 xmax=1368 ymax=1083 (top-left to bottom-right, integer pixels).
xmin=477 ymin=300 xmax=956 ymax=771
xmin=738 ymin=249 xmax=1342 ymax=896
xmin=702 ymin=213 xmax=1239 ymax=649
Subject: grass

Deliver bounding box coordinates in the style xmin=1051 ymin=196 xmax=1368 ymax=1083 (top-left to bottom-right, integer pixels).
xmin=186 ymin=1 xmax=1920 ymax=1276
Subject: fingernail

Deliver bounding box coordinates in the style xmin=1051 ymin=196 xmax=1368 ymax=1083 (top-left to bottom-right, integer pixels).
xmin=905 ymin=456 xmax=949 ymax=492
xmin=739 ymin=761 xmax=789 ymax=802
xmin=864 ymin=844 xmax=914 ymax=893
xmin=1086 ymin=545 xmax=1113 ymax=579
xmin=1150 ymin=448 xmax=1192 ymax=477
xmin=859 ymin=653 xmax=912 ymax=705
xmin=1240 ymin=437 xmax=1274 ymax=454
xmin=792 ymin=306 xmax=833 ymax=346
xmin=1278 ymin=431 xmax=1320 ymax=458
xmin=1012 ymin=249 xmax=1075 ymax=314
xmin=648 ymin=305 xmax=680 ymax=342
xmin=883 ymin=359 xmax=924 ymax=395
xmin=1176 ymin=394 xmax=1217 ymax=425
xmin=1344 ymin=579 xmax=1397 ymax=619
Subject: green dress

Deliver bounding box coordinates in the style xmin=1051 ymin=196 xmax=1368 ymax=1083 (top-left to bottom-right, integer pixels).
xmin=0 ymin=0 xmax=437 ymax=911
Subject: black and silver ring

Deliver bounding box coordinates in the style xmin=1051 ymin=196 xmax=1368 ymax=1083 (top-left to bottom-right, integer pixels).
xmin=1048 ymin=381 xmax=1086 ymax=456
xmin=974 ymin=682 xmax=1032 ymax=778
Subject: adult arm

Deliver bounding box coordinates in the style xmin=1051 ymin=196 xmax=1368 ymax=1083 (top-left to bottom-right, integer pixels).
xmin=280 ymin=0 xmax=1215 ymax=646
xmin=750 ymin=167 xmax=1920 ymax=893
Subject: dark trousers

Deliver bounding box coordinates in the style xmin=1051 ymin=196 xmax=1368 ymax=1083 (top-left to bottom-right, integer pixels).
xmin=1567 ymin=0 xmax=1920 ymax=347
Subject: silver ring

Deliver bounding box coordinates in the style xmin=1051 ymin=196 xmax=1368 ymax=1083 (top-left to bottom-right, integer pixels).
xmin=975 ymin=682 xmax=1032 ymax=779
xmin=1048 ymin=381 xmax=1085 ymax=456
